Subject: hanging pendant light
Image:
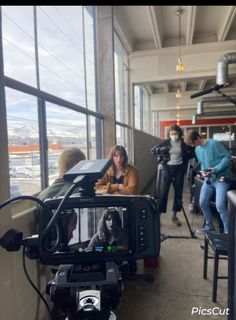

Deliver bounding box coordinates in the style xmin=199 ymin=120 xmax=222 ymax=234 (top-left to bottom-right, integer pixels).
xmin=176 ymin=8 xmax=184 ymax=73
xmin=176 ymin=88 xmax=182 ymax=98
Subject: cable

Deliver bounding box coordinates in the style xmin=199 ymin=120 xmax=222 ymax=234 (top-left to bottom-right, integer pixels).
xmin=0 ymin=195 xmax=61 ymax=253
xmin=39 ymin=182 xmax=77 ymax=250
xmin=0 ymin=196 xmax=56 ymax=320
xmin=23 ymin=246 xmax=52 ymax=320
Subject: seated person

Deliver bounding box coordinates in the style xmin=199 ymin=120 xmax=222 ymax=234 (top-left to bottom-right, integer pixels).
xmin=96 ymin=145 xmax=139 ymax=195
xmin=38 ymin=147 xmax=86 ymax=201
xmin=88 ymin=208 xmax=128 ymax=250
xmin=36 ymin=147 xmax=86 ymax=243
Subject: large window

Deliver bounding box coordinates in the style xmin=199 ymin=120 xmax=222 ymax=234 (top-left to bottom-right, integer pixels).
xmin=114 ymin=33 xmax=129 ymax=124
xmin=46 ymin=103 xmax=88 ymax=185
xmin=6 ymin=88 xmax=41 ymax=196
xmin=134 ymin=85 xmax=151 ymax=134
xmin=2 ymin=6 xmax=100 ymax=196
xmin=114 ymin=32 xmax=132 ymax=159
xmin=37 ymin=6 xmax=86 ymax=106
xmin=2 ymin=6 xmax=36 ymax=86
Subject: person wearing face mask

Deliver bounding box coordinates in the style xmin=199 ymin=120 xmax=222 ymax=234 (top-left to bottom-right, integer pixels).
xmin=151 ymin=124 xmax=195 ymax=226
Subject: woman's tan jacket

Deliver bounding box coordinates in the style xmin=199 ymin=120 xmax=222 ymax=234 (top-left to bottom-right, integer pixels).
xmin=95 ymin=163 xmax=139 ymax=195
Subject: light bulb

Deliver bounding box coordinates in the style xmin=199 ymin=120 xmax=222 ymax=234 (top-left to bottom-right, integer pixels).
xmin=176 ymin=104 xmax=181 ymax=110
xmin=176 ymin=57 xmax=184 ymax=72
xmin=176 ymin=89 xmax=182 ymax=98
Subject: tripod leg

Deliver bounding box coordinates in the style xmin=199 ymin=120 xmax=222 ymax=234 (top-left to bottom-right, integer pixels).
xmin=177 ymin=199 xmax=196 ymax=238
xmin=163 ymin=163 xmax=196 ymax=238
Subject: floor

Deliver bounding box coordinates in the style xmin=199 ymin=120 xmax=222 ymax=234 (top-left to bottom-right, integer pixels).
xmin=115 ymin=181 xmax=228 ymax=320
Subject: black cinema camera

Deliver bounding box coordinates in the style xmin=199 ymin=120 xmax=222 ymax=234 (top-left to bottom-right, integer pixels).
xmin=0 ymin=159 xmax=160 ymax=320
xmin=151 ymin=146 xmax=170 ymax=164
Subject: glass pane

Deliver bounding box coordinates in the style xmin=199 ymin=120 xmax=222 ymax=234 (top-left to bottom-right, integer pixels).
xmin=142 ymin=87 xmax=150 ymax=133
xmin=230 ymin=125 xmax=236 ymax=155
xmin=6 ymin=88 xmax=41 ymax=196
xmin=84 ymin=6 xmax=96 ymax=112
xmin=2 ymin=6 xmax=36 ymax=86
xmin=114 ymin=35 xmax=123 ymax=122
xmin=46 ymin=102 xmax=87 ymax=185
xmin=134 ymin=85 xmax=141 ymax=130
xmin=114 ymin=33 xmax=129 ymax=124
xmin=116 ymin=125 xmax=132 ymax=160
xmin=209 ymin=125 xmax=231 ymax=149
xmin=37 ymin=6 xmax=86 ymax=106
xmin=88 ymin=115 xmax=97 ymax=159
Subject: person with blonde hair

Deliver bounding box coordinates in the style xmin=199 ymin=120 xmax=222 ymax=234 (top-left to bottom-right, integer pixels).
xmin=38 ymin=147 xmax=86 ymax=201
xmin=96 ymin=145 xmax=139 ymax=195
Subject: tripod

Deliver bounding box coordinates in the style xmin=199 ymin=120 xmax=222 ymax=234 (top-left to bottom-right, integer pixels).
xmin=155 ymin=161 xmax=197 ymax=242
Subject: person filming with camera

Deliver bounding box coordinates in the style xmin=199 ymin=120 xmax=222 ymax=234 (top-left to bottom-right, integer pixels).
xmin=185 ymin=130 xmax=231 ymax=234
xmin=151 ymin=124 xmax=195 ymax=226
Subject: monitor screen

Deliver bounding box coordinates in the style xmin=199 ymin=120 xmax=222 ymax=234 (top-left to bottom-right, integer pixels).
xmin=51 ymin=205 xmax=130 ymax=255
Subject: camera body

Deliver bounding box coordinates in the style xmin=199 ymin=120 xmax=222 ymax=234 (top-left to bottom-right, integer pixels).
xmin=152 ymin=146 xmax=170 ymax=163
xmin=0 ymin=159 xmax=160 ymax=320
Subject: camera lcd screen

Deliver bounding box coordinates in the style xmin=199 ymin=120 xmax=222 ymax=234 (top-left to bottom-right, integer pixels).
xmin=40 ymin=194 xmax=160 ymax=265
xmin=51 ymin=206 xmax=130 ymax=255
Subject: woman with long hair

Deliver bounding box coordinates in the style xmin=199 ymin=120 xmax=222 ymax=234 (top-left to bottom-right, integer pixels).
xmin=88 ymin=208 xmax=128 ymax=249
xmin=96 ymin=145 xmax=139 ymax=195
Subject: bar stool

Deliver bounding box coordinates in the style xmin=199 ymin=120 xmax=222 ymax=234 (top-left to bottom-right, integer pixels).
xmin=203 ymin=232 xmax=228 ymax=302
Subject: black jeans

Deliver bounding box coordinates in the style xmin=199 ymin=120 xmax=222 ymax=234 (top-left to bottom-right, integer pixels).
xmin=155 ymin=163 xmax=185 ymax=213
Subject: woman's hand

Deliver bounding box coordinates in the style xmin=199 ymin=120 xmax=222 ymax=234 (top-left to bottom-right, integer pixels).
xmin=118 ymin=184 xmax=125 ymax=191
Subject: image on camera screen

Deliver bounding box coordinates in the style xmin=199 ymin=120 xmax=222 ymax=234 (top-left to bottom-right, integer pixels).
xmin=52 ymin=206 xmax=130 ymax=254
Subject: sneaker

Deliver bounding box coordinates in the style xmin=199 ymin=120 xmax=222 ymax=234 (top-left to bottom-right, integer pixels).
xmin=196 ymin=226 xmax=214 ymax=234
xmin=189 ymin=203 xmax=200 ymax=214
xmin=172 ymin=216 xmax=182 ymax=226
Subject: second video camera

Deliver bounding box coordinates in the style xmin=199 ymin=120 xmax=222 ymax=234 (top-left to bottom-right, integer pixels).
xmin=152 ymin=146 xmax=170 ymax=163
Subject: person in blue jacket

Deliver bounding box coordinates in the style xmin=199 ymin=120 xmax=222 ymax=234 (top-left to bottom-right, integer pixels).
xmin=185 ymin=130 xmax=232 ymax=234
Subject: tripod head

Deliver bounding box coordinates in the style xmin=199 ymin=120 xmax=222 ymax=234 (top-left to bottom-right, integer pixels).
xmin=48 ymin=263 xmax=122 ymax=320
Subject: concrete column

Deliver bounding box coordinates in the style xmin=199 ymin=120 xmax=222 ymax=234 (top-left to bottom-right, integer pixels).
xmin=96 ymin=6 xmax=116 ymax=157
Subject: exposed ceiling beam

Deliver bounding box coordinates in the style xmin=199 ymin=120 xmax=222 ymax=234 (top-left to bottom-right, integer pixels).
xmin=146 ymin=6 xmax=162 ymax=49
xmin=199 ymin=79 xmax=207 ymax=90
xmin=181 ymin=82 xmax=187 ymax=92
xmin=186 ymin=6 xmax=197 ymax=45
xmin=113 ymin=7 xmax=133 ymax=53
xmin=164 ymin=82 xmax=169 ymax=93
xmin=217 ymin=6 xmax=236 ymax=42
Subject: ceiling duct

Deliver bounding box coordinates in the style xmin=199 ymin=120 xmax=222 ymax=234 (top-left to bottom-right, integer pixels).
xmin=192 ymin=110 xmax=236 ymax=124
xmin=196 ymin=95 xmax=236 ymax=115
xmin=217 ymin=52 xmax=236 ymax=86
xmin=192 ymin=95 xmax=236 ymax=124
